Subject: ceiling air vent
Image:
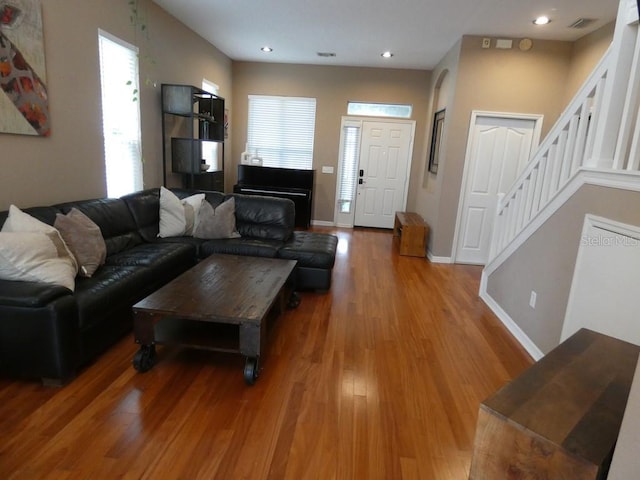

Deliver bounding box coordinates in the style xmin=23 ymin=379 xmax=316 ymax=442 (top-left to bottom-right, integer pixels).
xmin=568 ymin=18 xmax=597 ymax=29
xmin=317 ymin=52 xmax=336 ymax=57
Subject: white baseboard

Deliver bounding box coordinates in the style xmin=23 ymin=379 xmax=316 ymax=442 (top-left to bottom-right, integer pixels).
xmin=311 ymin=220 xmax=335 ymax=227
xmin=479 ymin=272 xmax=544 ymax=361
xmin=427 ymin=251 xmax=452 ymax=263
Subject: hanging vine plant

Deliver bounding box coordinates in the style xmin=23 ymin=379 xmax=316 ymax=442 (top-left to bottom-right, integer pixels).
xmin=126 ymin=0 xmax=156 ymax=101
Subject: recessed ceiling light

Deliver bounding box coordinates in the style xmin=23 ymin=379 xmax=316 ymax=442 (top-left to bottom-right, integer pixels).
xmin=381 ymin=51 xmax=394 ymax=58
xmin=261 ymin=46 xmax=273 ymax=53
xmin=533 ymin=16 xmax=551 ymax=25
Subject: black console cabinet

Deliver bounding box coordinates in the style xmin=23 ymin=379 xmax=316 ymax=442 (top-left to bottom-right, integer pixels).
xmin=234 ymin=165 xmax=314 ymax=229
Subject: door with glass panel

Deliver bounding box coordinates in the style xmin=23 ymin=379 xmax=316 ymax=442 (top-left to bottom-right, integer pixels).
xmin=335 ymin=117 xmax=415 ymax=229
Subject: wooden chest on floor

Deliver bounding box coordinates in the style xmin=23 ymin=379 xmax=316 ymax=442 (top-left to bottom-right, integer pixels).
xmin=393 ymin=211 xmax=428 ymax=257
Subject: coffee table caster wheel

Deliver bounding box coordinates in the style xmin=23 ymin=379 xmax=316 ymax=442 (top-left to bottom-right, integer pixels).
xmin=133 ymin=344 xmax=156 ymax=372
xmin=244 ymin=357 xmax=260 ymax=385
xmin=287 ymin=291 xmax=301 ymax=309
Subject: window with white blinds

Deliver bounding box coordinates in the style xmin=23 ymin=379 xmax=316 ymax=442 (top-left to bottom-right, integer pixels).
xmin=337 ymin=123 xmax=361 ymax=214
xmin=98 ymin=30 xmax=143 ymax=197
xmin=247 ymin=95 xmax=316 ymax=169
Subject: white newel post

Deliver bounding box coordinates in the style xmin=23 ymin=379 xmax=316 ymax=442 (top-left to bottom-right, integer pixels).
xmin=587 ymin=0 xmax=639 ymax=169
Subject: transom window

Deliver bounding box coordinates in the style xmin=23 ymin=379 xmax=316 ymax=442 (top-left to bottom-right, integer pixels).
xmin=347 ymin=102 xmax=412 ymax=119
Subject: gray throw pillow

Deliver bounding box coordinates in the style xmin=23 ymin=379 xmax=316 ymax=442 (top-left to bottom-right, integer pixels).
xmin=54 ymin=208 xmax=107 ymax=277
xmin=194 ymin=198 xmax=241 ymax=239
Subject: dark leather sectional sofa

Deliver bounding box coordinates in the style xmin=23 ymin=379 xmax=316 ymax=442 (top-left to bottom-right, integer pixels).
xmin=0 ymin=188 xmax=338 ymax=385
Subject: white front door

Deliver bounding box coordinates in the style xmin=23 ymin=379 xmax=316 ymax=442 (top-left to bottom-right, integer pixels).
xmin=455 ymin=113 xmax=541 ymax=264
xmin=354 ymin=121 xmax=414 ymax=229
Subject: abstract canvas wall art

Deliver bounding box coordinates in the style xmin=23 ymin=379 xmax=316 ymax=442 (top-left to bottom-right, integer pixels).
xmin=0 ymin=0 xmax=50 ymax=136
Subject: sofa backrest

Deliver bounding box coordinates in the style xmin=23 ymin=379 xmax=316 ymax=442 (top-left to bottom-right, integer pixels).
xmin=54 ymin=198 xmax=142 ymax=257
xmin=122 ymin=188 xmax=228 ymax=241
xmin=228 ymin=193 xmax=294 ymax=242
xmin=148 ymin=188 xmax=294 ymax=241
xmin=0 ymin=206 xmax=60 ymax=229
xmin=171 ymin=188 xmax=226 ymax=208
xmin=120 ymin=188 xmax=162 ymax=242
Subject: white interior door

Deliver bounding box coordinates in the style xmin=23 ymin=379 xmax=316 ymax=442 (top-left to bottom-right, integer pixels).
xmin=354 ymin=121 xmax=414 ymax=229
xmin=455 ymin=113 xmax=541 ymax=264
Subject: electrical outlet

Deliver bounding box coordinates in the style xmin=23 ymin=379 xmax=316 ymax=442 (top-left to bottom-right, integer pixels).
xmin=529 ymin=291 xmax=537 ymax=309
xmin=482 ymin=38 xmax=491 ymax=49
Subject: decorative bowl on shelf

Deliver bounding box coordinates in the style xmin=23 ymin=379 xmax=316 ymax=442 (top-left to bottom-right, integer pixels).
xmin=200 ymin=163 xmax=211 ymax=172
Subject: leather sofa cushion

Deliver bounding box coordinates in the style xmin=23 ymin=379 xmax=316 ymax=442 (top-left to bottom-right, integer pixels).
xmin=106 ymin=242 xmax=196 ymax=270
xmin=121 ymin=189 xmax=162 ymax=242
xmin=55 ymin=198 xmax=142 ymax=257
xmin=200 ymin=237 xmax=281 ymax=258
xmin=278 ymin=232 xmax=338 ymax=268
xmin=155 ymin=236 xmax=208 ymax=259
xmin=231 ymin=194 xmax=294 ymax=241
xmin=74 ymin=265 xmax=155 ymax=329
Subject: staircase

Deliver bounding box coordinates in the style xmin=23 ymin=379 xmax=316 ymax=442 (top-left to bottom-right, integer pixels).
xmin=483 ymin=0 xmax=640 ymax=279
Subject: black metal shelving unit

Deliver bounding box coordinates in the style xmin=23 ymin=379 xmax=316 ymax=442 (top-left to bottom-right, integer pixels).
xmin=161 ymin=84 xmax=225 ymax=191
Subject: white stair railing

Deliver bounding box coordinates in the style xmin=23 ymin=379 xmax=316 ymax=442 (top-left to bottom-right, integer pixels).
xmin=487 ymin=0 xmax=640 ymax=265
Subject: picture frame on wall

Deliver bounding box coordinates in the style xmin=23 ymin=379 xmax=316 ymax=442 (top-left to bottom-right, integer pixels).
xmin=428 ymin=109 xmax=445 ymax=174
xmin=0 ymin=0 xmax=50 ymax=136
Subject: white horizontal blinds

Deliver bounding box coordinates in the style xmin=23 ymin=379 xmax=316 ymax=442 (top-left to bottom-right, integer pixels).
xmin=247 ymin=95 xmax=316 ymax=169
xmin=338 ymin=122 xmax=361 ymax=214
xmin=98 ymin=30 xmax=143 ymax=197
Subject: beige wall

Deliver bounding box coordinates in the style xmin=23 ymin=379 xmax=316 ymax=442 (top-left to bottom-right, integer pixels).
xmin=0 ymin=0 xmax=232 ymax=210
xmin=486 ymin=184 xmax=640 ymax=354
xmin=564 ymin=22 xmax=615 ymax=103
xmin=410 ymin=40 xmax=461 ymax=255
xmin=410 ymin=35 xmax=575 ymax=258
xmin=231 ymin=63 xmax=430 ymax=222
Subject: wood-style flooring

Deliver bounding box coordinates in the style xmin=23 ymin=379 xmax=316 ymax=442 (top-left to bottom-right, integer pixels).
xmin=0 ymin=227 xmax=533 ymax=479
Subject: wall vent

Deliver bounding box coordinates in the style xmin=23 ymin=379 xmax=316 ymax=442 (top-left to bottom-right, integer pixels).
xmin=317 ymin=52 xmax=336 ymax=57
xmin=568 ymin=18 xmax=597 ymax=29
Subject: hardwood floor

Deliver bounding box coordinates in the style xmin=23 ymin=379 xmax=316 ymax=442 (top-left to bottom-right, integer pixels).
xmin=0 ymin=227 xmax=532 ymax=479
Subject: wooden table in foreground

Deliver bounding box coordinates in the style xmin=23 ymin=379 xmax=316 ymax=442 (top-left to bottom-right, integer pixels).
xmin=469 ymin=328 xmax=640 ymax=480
xmin=132 ymin=254 xmax=297 ymax=385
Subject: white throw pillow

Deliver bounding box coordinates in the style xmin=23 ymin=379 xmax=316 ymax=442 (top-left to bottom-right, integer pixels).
xmin=1 ymin=205 xmax=78 ymax=274
xmin=0 ymin=231 xmax=78 ymax=291
xmin=158 ymin=187 xmax=205 ymax=238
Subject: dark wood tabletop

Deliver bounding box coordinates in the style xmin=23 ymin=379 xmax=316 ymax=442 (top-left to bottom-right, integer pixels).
xmin=133 ymin=254 xmax=297 ymax=325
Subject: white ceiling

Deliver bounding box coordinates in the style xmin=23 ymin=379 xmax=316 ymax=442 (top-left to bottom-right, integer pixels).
xmin=152 ymin=0 xmax=620 ymax=70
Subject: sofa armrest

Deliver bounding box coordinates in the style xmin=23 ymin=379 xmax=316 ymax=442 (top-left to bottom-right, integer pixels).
xmin=0 ymin=279 xmax=71 ymax=308
xmin=0 ymin=282 xmax=79 ymax=384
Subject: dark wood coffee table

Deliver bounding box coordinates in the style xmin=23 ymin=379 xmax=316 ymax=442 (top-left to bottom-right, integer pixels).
xmin=131 ymin=254 xmax=297 ymax=384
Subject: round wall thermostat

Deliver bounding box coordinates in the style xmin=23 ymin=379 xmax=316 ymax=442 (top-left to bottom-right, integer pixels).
xmin=519 ymin=38 xmax=533 ymax=51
